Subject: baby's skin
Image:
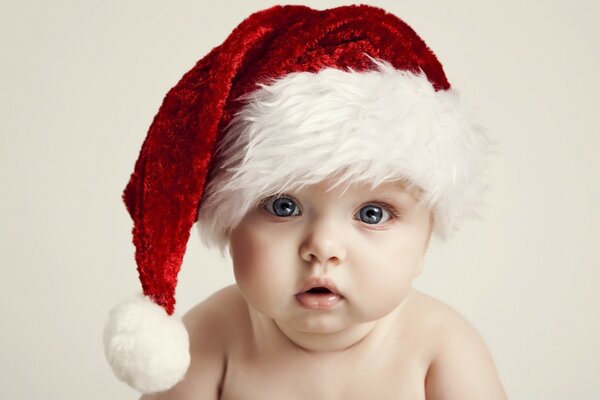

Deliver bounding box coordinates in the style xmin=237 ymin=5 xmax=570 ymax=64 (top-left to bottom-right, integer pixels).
xmin=142 ymin=180 xmax=507 ymax=399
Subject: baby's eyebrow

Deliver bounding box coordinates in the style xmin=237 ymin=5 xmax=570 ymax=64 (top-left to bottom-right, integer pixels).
xmin=403 ymin=190 xmax=420 ymax=202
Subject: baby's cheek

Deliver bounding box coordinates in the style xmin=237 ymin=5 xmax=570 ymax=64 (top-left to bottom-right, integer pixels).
xmin=348 ymin=249 xmax=414 ymax=315
xmin=231 ymin=235 xmax=292 ymax=311
xmin=230 ymin=229 xmax=264 ymax=289
xmin=233 ymin=258 xmax=273 ymax=315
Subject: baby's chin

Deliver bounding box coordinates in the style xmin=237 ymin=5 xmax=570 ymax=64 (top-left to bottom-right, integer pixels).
xmin=287 ymin=313 xmax=352 ymax=334
xmin=274 ymin=315 xmax=380 ymax=352
xmin=283 ymin=305 xmax=390 ymax=335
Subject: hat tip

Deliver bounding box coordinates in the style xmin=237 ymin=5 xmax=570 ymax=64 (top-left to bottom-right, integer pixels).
xmin=103 ymin=294 xmax=190 ymax=393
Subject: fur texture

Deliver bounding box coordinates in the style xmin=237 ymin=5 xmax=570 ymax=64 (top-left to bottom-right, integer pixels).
xmin=103 ymin=294 xmax=190 ymax=393
xmin=198 ymin=59 xmax=494 ymax=251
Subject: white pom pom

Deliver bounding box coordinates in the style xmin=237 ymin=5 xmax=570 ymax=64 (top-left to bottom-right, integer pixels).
xmin=103 ymin=294 xmax=190 ymax=393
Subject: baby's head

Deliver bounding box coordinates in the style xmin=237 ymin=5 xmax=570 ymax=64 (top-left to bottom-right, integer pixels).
xmin=193 ymin=59 xmax=488 ymax=339
xmin=104 ymin=4 xmax=493 ymax=394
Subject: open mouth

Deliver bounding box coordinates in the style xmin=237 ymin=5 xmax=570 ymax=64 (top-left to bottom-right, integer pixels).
xmin=297 ymin=277 xmax=340 ymax=296
xmin=305 ymin=287 xmax=333 ymax=294
xmin=296 ymin=280 xmax=343 ymax=310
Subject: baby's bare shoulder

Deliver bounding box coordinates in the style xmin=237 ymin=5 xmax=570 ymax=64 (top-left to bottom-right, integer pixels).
xmin=406 ymin=290 xmax=472 ymax=332
xmin=398 ymin=290 xmax=466 ymax=358
xmin=408 ymin=290 xmax=507 ymax=400
xmin=184 ymin=284 xmax=249 ymax=338
xmin=140 ymin=285 xmax=247 ymax=400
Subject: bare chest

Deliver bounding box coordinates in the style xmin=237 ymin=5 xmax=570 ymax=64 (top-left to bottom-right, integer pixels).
xmin=219 ymin=345 xmax=428 ymax=400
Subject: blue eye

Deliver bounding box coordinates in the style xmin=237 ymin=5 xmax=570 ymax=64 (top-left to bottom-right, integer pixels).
xmin=263 ymin=196 xmax=300 ymax=217
xmin=356 ymin=204 xmax=392 ymax=224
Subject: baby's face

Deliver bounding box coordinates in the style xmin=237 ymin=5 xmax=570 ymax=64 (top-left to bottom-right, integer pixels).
xmin=228 ymin=179 xmax=433 ymax=335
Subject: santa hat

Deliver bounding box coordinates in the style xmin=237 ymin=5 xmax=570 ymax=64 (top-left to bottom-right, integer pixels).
xmin=103 ymin=4 xmax=492 ymax=393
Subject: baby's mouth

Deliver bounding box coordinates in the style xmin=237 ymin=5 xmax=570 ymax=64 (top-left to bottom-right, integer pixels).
xmin=297 ymin=277 xmax=341 ymax=296
xmin=305 ymin=287 xmax=333 ymax=294
xmin=295 ymin=281 xmax=343 ymax=310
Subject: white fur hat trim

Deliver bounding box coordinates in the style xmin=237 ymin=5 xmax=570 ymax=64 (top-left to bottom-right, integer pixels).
xmin=103 ymin=294 xmax=190 ymax=393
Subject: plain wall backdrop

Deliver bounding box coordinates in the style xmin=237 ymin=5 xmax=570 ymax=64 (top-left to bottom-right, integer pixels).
xmin=1 ymin=0 xmax=598 ymax=398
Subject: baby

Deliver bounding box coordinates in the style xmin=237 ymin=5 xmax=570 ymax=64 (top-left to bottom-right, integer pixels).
xmin=104 ymin=4 xmax=507 ymax=399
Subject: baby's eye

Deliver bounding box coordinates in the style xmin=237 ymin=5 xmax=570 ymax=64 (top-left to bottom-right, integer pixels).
xmin=355 ymin=204 xmax=393 ymax=224
xmin=262 ymin=196 xmax=301 ymax=217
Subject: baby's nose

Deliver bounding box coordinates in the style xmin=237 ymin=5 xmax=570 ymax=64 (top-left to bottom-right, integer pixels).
xmin=298 ymin=220 xmax=347 ymax=266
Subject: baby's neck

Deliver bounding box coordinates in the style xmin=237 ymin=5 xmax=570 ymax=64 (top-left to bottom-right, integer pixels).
xmin=246 ymin=302 xmax=406 ymax=355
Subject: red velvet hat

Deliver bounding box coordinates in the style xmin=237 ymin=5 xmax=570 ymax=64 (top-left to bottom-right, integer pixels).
xmin=104 ymin=4 xmax=489 ymax=393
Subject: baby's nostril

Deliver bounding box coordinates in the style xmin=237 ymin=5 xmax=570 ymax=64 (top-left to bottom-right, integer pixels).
xmin=307 ymin=287 xmax=331 ymax=293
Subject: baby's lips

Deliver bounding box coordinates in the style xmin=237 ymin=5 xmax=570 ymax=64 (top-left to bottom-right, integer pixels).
xmin=295 ymin=291 xmax=342 ymax=310
xmin=297 ymin=276 xmax=342 ymax=296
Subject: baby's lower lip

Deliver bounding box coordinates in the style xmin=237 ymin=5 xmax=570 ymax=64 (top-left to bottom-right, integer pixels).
xmin=295 ymin=292 xmax=343 ymax=310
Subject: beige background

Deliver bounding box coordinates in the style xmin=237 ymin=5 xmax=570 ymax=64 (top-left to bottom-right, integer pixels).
xmin=1 ymin=0 xmax=598 ymax=398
